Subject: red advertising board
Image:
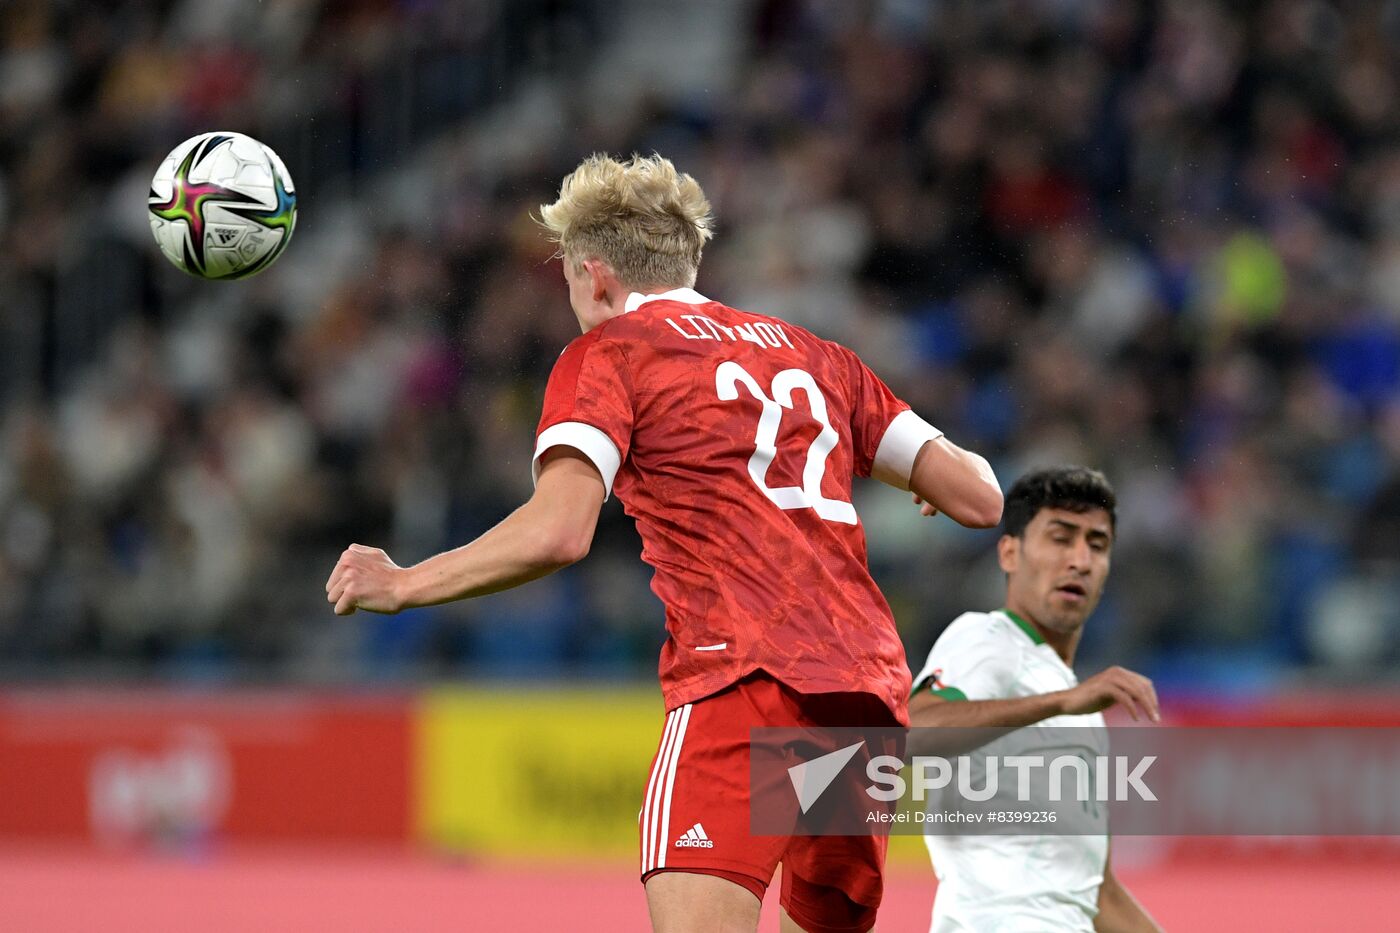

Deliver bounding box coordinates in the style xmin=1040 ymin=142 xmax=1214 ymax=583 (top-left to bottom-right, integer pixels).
xmin=1161 ymin=691 xmax=1400 ymax=727
xmin=1143 ymin=692 xmax=1400 ymax=864
xmin=0 ymin=690 xmax=412 ymax=844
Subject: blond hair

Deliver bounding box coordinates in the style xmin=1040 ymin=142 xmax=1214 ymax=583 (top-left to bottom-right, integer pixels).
xmin=538 ymin=153 xmax=714 ymax=289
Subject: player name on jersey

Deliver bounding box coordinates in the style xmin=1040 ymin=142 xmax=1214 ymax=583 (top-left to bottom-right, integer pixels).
xmin=665 ymin=314 xmax=795 ymax=349
xmin=536 ymin=290 xmax=934 ymax=718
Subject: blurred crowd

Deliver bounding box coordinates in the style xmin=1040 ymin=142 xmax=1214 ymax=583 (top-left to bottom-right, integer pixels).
xmin=1 ymin=0 xmax=1398 ymax=689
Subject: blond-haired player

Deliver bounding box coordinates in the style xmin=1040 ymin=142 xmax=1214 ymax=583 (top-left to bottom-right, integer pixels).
xmin=326 ymin=154 xmax=1003 ymax=932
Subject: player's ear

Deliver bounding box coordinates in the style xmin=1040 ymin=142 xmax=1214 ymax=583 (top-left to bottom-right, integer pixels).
xmin=582 ymin=258 xmax=611 ymax=302
xmin=996 ymin=534 xmax=1019 ymax=575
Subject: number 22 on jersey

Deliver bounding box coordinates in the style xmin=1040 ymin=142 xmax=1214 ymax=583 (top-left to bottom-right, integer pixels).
xmin=715 ymin=361 xmax=857 ymax=525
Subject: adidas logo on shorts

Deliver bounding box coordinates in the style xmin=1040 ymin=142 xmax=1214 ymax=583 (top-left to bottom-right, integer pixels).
xmin=674 ymin=822 xmax=714 ymax=848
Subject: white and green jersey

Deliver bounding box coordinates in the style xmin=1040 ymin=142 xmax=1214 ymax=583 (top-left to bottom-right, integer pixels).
xmin=912 ymin=609 xmax=1108 ymax=933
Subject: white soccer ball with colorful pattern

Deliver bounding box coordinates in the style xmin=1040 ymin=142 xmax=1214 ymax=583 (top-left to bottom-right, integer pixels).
xmin=148 ymin=131 xmax=297 ymax=280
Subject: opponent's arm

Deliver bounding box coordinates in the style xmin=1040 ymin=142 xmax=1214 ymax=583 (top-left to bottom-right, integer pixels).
xmin=908 ymin=436 xmax=1002 ymax=528
xmin=906 ymin=665 xmax=1158 ymax=759
xmin=904 ymin=691 xmax=1052 ymax=757
xmin=910 ymin=665 xmax=1161 ymax=728
xmin=909 ymin=689 xmax=1067 ymax=730
xmin=326 ymin=448 xmax=605 ymax=614
xmin=1095 ymin=849 xmax=1163 ymax=932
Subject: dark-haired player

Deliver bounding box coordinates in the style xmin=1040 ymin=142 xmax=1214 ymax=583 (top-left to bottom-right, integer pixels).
xmin=910 ymin=466 xmax=1162 ymax=932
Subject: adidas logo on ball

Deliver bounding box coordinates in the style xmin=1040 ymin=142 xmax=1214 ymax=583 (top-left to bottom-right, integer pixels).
xmin=674 ymin=823 xmax=714 ymax=848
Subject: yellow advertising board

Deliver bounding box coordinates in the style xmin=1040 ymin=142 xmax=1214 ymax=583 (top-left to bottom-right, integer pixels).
xmin=415 ymin=687 xmax=663 ymax=859
xmin=414 ymin=686 xmax=930 ymax=866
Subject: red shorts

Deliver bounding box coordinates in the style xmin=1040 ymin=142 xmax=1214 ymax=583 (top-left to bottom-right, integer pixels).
xmin=638 ymin=672 xmax=901 ymax=933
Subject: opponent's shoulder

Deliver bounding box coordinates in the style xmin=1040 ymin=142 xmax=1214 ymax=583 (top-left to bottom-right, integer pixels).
xmin=914 ymin=610 xmax=1020 ymax=688
xmin=934 ymin=610 xmax=1027 ymax=653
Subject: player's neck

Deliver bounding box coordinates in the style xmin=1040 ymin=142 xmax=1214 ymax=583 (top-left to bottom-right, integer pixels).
xmin=577 ymin=292 xmax=628 ymax=333
xmin=577 ymin=282 xmax=684 ymax=333
xmin=1003 ymin=603 xmax=1080 ymax=665
xmin=579 ymin=304 xmax=625 ymax=333
xmin=1053 ymin=628 xmax=1082 ymax=667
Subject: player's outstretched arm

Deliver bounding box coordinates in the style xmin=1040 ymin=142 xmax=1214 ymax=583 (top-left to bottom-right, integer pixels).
xmin=325 ymin=448 xmax=605 ymax=615
xmin=909 ymin=690 xmax=1067 ymax=731
xmin=1094 ymin=850 xmax=1163 ymax=932
xmin=907 ymin=665 xmax=1159 ymax=756
xmin=910 ymin=665 xmax=1160 ymax=729
xmin=906 ymin=690 xmax=1069 ymax=755
xmin=907 ymin=437 xmax=1003 ymax=528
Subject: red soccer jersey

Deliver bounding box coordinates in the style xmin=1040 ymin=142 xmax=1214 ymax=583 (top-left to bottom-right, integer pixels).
xmin=533 ymin=289 xmax=943 ymax=723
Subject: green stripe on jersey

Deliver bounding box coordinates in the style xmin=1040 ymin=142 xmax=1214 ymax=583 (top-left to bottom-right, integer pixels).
xmin=1000 ymin=609 xmax=1046 ymax=645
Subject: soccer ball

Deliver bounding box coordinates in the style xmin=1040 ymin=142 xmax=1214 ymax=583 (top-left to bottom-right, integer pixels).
xmin=148 ymin=131 xmax=297 ymax=280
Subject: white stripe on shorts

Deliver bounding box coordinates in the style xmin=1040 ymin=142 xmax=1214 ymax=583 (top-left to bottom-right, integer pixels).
xmin=641 ymin=708 xmax=680 ymax=875
xmin=655 ymin=703 xmax=692 ymax=870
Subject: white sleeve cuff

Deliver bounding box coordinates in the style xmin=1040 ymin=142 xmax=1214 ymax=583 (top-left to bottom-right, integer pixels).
xmin=871 ymin=409 xmax=943 ymax=490
xmin=532 ymin=422 xmax=623 ymax=499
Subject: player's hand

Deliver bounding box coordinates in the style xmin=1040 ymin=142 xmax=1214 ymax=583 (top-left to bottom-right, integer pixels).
xmin=912 ymin=492 xmax=939 ymax=518
xmin=325 ymin=544 xmax=405 ymax=616
xmin=1057 ymin=666 xmax=1160 ymax=722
